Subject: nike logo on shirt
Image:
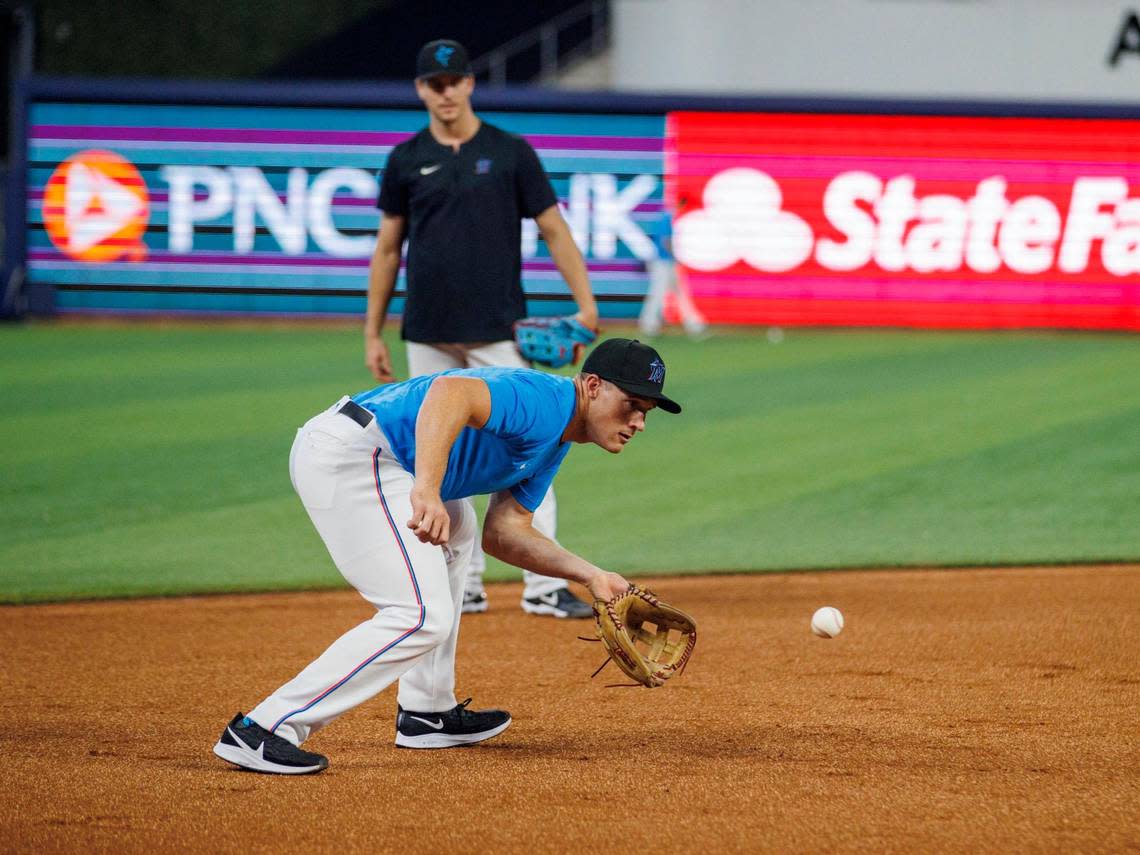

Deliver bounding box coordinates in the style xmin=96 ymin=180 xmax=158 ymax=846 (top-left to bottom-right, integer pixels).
xmin=420 ymin=164 xmax=442 ymax=175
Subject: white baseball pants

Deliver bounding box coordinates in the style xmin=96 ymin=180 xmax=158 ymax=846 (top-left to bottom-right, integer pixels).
xmin=638 ymin=258 xmax=708 ymax=338
xmin=405 ymin=339 xmax=564 ymax=599
xmin=247 ymin=398 xmax=476 ymax=746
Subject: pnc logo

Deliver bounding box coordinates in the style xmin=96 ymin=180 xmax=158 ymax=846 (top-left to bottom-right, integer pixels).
xmin=43 ymin=150 xmax=149 ymax=263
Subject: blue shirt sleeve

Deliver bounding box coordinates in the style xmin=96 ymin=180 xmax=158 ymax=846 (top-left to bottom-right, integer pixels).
xmin=509 ymin=444 xmax=571 ymax=512
xmin=480 ymin=370 xmax=573 ymax=512
xmin=480 ymin=370 xmax=563 ymax=441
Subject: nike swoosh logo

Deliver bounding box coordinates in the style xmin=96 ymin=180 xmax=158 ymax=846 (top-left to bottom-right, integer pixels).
xmin=408 ymin=715 xmax=444 ymax=730
xmin=420 ymin=164 xmax=442 ymax=175
xmin=230 ymin=727 xmax=266 ymax=758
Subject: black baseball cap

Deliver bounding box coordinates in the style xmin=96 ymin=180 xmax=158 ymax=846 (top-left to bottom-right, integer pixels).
xmin=416 ymin=39 xmax=472 ymax=79
xmin=581 ymin=338 xmax=682 ymax=414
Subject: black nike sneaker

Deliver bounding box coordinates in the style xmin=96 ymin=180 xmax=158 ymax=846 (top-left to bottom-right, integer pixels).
xmin=395 ymin=698 xmax=511 ymax=749
xmin=521 ymin=587 xmax=593 ymax=618
xmin=212 ymin=713 xmax=329 ymax=775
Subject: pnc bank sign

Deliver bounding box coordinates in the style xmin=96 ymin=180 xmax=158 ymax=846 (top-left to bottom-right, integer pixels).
xmin=673 ymin=166 xmax=1140 ymax=278
xmin=43 ymin=150 xmax=659 ymax=263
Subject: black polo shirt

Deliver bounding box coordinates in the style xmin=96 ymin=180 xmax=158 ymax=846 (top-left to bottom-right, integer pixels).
xmin=377 ymin=122 xmax=558 ymax=343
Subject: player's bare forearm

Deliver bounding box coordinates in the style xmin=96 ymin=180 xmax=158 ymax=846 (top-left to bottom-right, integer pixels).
xmin=365 ymin=217 xmax=403 ymax=337
xmin=414 ymin=376 xmax=492 ymax=490
xmin=535 ymin=206 xmax=598 ymax=329
xmin=364 ymin=214 xmax=405 ymax=381
xmin=483 ymin=491 xmax=629 ymax=600
xmin=365 ymin=252 xmax=399 ymax=332
xmin=485 ymin=525 xmax=600 ymax=586
xmin=407 ymin=377 xmax=493 ymax=544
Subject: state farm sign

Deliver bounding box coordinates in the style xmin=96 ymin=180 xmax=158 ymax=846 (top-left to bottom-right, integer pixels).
xmin=667 ymin=112 xmax=1140 ymax=330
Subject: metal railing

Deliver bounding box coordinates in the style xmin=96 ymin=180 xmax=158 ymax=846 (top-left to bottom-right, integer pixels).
xmin=470 ymin=0 xmax=609 ymax=86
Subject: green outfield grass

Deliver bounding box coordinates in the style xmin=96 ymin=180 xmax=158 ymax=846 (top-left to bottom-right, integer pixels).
xmin=2 ymin=321 xmax=1139 ymax=602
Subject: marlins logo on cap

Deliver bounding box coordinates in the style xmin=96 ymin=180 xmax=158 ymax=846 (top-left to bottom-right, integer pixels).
xmin=416 ymin=39 xmax=472 ymax=79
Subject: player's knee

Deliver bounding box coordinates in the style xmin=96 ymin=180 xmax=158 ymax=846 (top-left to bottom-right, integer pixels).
xmin=417 ymin=605 xmax=454 ymax=647
xmin=369 ymin=602 xmax=451 ymax=648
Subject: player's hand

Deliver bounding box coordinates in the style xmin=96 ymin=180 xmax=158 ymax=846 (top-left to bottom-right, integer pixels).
xmin=408 ymin=487 xmax=450 ymax=545
xmin=573 ymin=306 xmax=599 ymax=334
xmin=587 ymin=570 xmax=631 ymax=603
xmin=572 ymin=307 xmax=599 ymax=365
xmin=366 ymin=336 xmax=396 ymax=383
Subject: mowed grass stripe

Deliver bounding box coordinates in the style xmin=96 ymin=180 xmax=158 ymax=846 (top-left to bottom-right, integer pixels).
xmin=617 ymin=406 xmax=1140 ymax=572
xmin=0 ymin=497 xmax=338 ymax=601
xmin=540 ymin=332 xmax=1140 ymax=572
xmin=1 ymin=324 xmax=1138 ymax=601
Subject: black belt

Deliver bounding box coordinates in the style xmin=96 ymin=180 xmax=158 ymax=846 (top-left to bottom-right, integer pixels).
xmin=338 ymin=399 xmax=374 ymax=428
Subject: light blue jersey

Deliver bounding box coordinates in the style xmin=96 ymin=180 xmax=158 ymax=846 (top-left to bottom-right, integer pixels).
xmin=352 ymin=368 xmax=576 ymax=511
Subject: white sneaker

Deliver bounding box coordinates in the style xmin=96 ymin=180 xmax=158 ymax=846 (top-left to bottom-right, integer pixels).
xmin=462 ymin=589 xmax=488 ymax=614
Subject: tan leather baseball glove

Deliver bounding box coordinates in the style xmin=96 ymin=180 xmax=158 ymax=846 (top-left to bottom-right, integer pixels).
xmin=589 ymin=585 xmax=697 ymax=687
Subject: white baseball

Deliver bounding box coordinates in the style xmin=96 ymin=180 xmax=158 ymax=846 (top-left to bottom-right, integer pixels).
xmin=811 ymin=606 xmax=844 ymax=638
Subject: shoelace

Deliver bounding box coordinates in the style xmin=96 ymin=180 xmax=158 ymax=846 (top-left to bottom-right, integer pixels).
xmin=576 ymin=637 xmax=642 ymax=688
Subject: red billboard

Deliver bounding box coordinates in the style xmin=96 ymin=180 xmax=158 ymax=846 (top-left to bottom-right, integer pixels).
xmin=666 ymin=112 xmax=1140 ymax=329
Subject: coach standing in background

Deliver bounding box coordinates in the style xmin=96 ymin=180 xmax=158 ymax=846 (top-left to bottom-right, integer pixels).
xmin=364 ymin=39 xmax=599 ymax=619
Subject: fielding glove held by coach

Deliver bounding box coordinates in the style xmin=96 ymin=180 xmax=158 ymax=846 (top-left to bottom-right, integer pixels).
xmin=514 ymin=317 xmax=597 ymax=368
xmin=589 ymin=585 xmax=697 ymax=688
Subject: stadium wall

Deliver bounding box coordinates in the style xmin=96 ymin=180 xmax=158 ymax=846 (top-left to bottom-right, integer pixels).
xmin=10 ymin=77 xmax=1140 ymax=329
xmin=612 ymin=0 xmax=1140 ymax=102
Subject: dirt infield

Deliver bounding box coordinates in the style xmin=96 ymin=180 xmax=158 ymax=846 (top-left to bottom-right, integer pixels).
xmin=2 ymin=566 xmax=1137 ymax=853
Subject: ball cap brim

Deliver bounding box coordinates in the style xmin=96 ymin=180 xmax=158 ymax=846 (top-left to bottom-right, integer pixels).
xmin=581 ymin=338 xmax=682 ymax=414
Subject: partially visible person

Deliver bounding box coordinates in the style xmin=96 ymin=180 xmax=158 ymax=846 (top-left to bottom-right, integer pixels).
xmin=364 ymin=38 xmax=598 ymax=619
xmin=639 ymin=209 xmax=707 ymax=338
xmin=213 ymin=338 xmax=682 ymax=775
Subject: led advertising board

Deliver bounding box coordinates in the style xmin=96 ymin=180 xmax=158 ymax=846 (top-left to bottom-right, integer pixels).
xmin=25 ymin=99 xmax=1140 ymax=330
xmin=667 ymin=112 xmax=1140 ymax=329
xmin=26 ymin=102 xmax=665 ymax=317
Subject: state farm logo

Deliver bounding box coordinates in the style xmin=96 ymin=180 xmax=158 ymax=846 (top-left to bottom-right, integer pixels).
xmin=674 ymin=168 xmax=813 ymax=272
xmin=673 ymin=167 xmax=1140 ymax=277
xmin=43 ymin=150 xmax=149 ymax=262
